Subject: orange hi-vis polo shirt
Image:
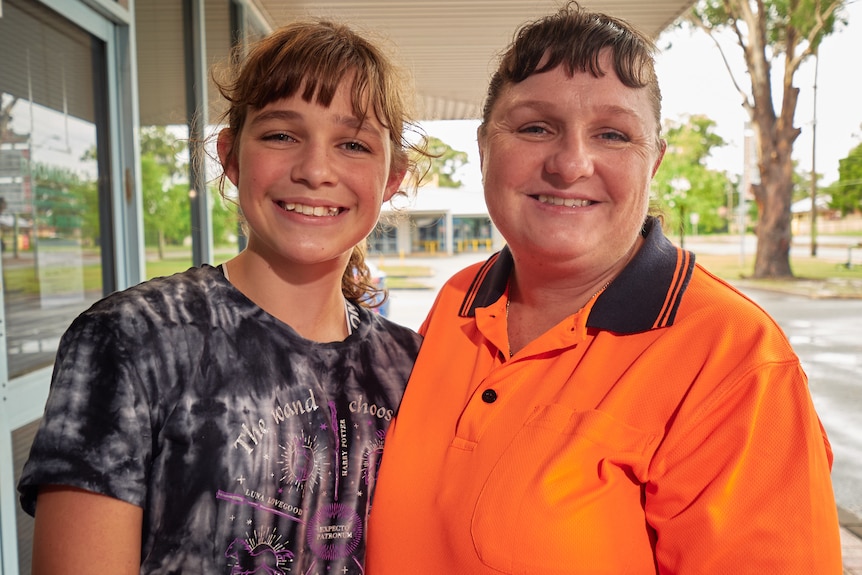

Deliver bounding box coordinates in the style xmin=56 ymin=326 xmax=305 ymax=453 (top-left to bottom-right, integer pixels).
xmin=367 ymin=219 xmax=841 ymax=574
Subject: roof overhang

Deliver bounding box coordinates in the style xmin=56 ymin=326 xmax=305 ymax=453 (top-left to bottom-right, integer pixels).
xmin=136 ymin=0 xmax=697 ymax=125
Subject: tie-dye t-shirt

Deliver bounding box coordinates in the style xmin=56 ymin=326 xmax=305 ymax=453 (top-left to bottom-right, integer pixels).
xmin=18 ymin=264 xmax=421 ymax=574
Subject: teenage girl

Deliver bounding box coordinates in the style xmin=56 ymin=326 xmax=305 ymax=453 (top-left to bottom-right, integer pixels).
xmin=19 ymin=19 xmax=427 ymax=575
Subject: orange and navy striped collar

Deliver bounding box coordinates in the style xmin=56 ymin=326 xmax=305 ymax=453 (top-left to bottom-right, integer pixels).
xmin=458 ymin=217 xmax=695 ymax=334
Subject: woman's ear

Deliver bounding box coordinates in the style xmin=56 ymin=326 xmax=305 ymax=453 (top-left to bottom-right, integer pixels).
xmin=652 ymin=139 xmax=667 ymax=178
xmin=476 ymin=125 xmax=485 ymax=170
xmin=217 ymin=128 xmax=239 ymax=186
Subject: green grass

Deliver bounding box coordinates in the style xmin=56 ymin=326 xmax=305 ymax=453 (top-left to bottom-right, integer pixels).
xmin=695 ymin=253 xmax=862 ymax=281
xmin=695 ymin=253 xmax=862 ymax=298
xmin=146 ymin=257 xmax=196 ymax=279
xmin=378 ymin=264 xmax=435 ymax=290
xmin=378 ymin=254 xmax=862 ymax=297
xmin=385 ymin=277 xmax=432 ymax=289
xmin=377 ymin=264 xmax=434 ymax=278
xmin=3 ymin=250 xmax=859 ymax=297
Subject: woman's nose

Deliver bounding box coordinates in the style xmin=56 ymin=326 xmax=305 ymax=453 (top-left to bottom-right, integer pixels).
xmin=545 ymin=135 xmax=594 ymax=183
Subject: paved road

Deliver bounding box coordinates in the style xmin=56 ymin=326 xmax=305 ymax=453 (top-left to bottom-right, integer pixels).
xmin=382 ymin=250 xmax=862 ymax=520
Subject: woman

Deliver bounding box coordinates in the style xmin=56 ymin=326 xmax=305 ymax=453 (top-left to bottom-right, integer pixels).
xmin=366 ymin=3 xmax=841 ymax=573
xmin=19 ymin=19 xmax=426 ymax=574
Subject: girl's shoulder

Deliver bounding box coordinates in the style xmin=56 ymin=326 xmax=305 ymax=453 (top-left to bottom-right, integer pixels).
xmin=70 ymin=265 xmax=240 ymax=334
xmin=92 ymin=264 xmax=227 ymax=308
xmin=356 ymin=307 xmax=423 ymax=351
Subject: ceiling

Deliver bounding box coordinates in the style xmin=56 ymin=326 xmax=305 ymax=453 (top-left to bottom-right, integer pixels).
xmin=135 ymin=0 xmax=697 ymax=126
xmin=249 ymin=1 xmax=698 ymax=120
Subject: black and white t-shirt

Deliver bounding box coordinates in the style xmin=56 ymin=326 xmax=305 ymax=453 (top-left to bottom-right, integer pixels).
xmin=18 ymin=265 xmax=422 ymax=574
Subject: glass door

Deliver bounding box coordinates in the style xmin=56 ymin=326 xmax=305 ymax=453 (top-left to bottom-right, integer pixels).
xmin=0 ymin=1 xmax=118 ymax=572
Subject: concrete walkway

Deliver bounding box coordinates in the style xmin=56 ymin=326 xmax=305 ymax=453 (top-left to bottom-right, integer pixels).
xmin=843 ymin=527 xmax=862 ymax=574
xmin=842 ymin=508 xmax=862 ymax=574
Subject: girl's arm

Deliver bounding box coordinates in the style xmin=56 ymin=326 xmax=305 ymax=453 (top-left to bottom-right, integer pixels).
xmin=31 ymin=485 xmax=143 ymax=575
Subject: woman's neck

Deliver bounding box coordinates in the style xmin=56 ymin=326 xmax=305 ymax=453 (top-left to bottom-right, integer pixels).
xmin=506 ymin=236 xmax=643 ymax=354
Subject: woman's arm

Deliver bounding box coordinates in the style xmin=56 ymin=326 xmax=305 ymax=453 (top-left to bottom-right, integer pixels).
xmin=31 ymin=485 xmax=143 ymax=575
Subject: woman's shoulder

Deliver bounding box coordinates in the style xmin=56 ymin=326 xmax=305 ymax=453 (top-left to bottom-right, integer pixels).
xmin=687 ymin=264 xmax=771 ymax=315
xmin=683 ymin=263 xmax=794 ymax=346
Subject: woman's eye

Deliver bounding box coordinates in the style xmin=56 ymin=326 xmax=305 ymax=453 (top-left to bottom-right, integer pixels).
xmin=599 ymin=131 xmax=628 ymax=142
xmin=519 ymin=125 xmax=548 ymax=135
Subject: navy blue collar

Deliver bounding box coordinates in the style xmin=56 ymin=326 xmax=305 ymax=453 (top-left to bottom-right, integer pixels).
xmin=458 ymin=217 xmax=696 ymax=334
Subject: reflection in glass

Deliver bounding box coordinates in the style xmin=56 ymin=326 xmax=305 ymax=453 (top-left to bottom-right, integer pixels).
xmin=0 ymin=0 xmax=103 ymax=379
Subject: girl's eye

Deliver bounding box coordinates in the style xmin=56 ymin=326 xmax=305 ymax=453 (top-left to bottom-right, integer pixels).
xmin=263 ymin=132 xmax=296 ymax=143
xmin=342 ymin=141 xmax=371 ymax=153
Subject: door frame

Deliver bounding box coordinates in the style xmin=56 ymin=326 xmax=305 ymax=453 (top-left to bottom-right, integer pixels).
xmin=0 ymin=1 xmax=140 ymax=572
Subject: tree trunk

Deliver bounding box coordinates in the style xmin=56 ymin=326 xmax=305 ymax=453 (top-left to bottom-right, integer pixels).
xmin=751 ymin=116 xmax=796 ymax=278
xmin=701 ymin=0 xmax=845 ymax=279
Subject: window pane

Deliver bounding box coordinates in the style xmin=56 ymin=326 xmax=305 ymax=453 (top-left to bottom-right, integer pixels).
xmin=0 ymin=0 xmax=104 ymax=379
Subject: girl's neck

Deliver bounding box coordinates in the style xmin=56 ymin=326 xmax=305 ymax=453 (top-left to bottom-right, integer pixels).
xmin=223 ymin=251 xmax=351 ymax=343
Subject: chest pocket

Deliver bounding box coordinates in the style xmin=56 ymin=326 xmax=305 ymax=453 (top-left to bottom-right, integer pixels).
xmin=470 ymin=404 xmax=660 ymax=575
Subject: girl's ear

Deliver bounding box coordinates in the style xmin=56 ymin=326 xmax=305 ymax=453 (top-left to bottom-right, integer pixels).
xmin=383 ymin=166 xmax=407 ymax=203
xmin=217 ymin=128 xmax=239 ymax=186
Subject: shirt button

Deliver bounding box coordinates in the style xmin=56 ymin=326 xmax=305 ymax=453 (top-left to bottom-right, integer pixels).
xmin=481 ymin=389 xmax=498 ymax=403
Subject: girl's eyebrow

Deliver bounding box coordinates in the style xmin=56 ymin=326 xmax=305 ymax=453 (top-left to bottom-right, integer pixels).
xmin=248 ymin=109 xmax=303 ymax=125
xmin=250 ymin=109 xmax=385 ymax=137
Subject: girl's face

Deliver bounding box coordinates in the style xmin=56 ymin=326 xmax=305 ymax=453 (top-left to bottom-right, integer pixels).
xmin=218 ymin=80 xmax=403 ymax=271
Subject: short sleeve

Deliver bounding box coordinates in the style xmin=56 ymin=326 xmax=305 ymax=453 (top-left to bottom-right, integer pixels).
xmin=18 ymin=305 xmax=155 ymax=515
xmin=645 ymin=359 xmax=841 ymax=573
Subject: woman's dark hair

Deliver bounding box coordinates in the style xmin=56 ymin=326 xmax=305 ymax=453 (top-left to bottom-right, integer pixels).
xmin=481 ymin=1 xmax=662 ymax=141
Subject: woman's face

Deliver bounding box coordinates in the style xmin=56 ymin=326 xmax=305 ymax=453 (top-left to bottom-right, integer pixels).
xmin=478 ymin=50 xmax=665 ymax=273
xmin=218 ymin=79 xmax=403 ymax=271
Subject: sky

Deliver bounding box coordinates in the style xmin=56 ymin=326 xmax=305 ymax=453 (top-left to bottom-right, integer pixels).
xmin=420 ymin=0 xmax=862 ymax=189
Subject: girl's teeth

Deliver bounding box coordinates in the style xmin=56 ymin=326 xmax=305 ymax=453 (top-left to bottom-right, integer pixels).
xmin=281 ymin=202 xmax=339 ymax=216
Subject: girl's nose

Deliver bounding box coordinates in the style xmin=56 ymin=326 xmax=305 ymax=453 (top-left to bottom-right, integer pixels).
xmin=291 ymin=143 xmax=337 ymax=188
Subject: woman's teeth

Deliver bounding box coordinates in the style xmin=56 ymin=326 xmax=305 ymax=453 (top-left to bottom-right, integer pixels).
xmin=537 ymin=194 xmax=593 ymax=208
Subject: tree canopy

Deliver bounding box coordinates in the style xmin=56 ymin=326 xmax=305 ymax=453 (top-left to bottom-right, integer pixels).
xmin=139 ymin=126 xmax=235 ymax=257
xmin=828 ymin=141 xmax=862 ymax=216
xmin=420 ymin=136 xmax=469 ymax=188
xmin=654 ymin=114 xmax=732 ymax=244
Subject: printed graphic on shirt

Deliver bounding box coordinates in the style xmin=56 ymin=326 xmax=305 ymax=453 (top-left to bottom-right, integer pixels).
xmin=281 ymin=428 xmax=327 ymax=491
xmin=219 ymin=390 xmax=389 ymax=573
xmin=224 ymin=533 xmax=295 ymax=574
